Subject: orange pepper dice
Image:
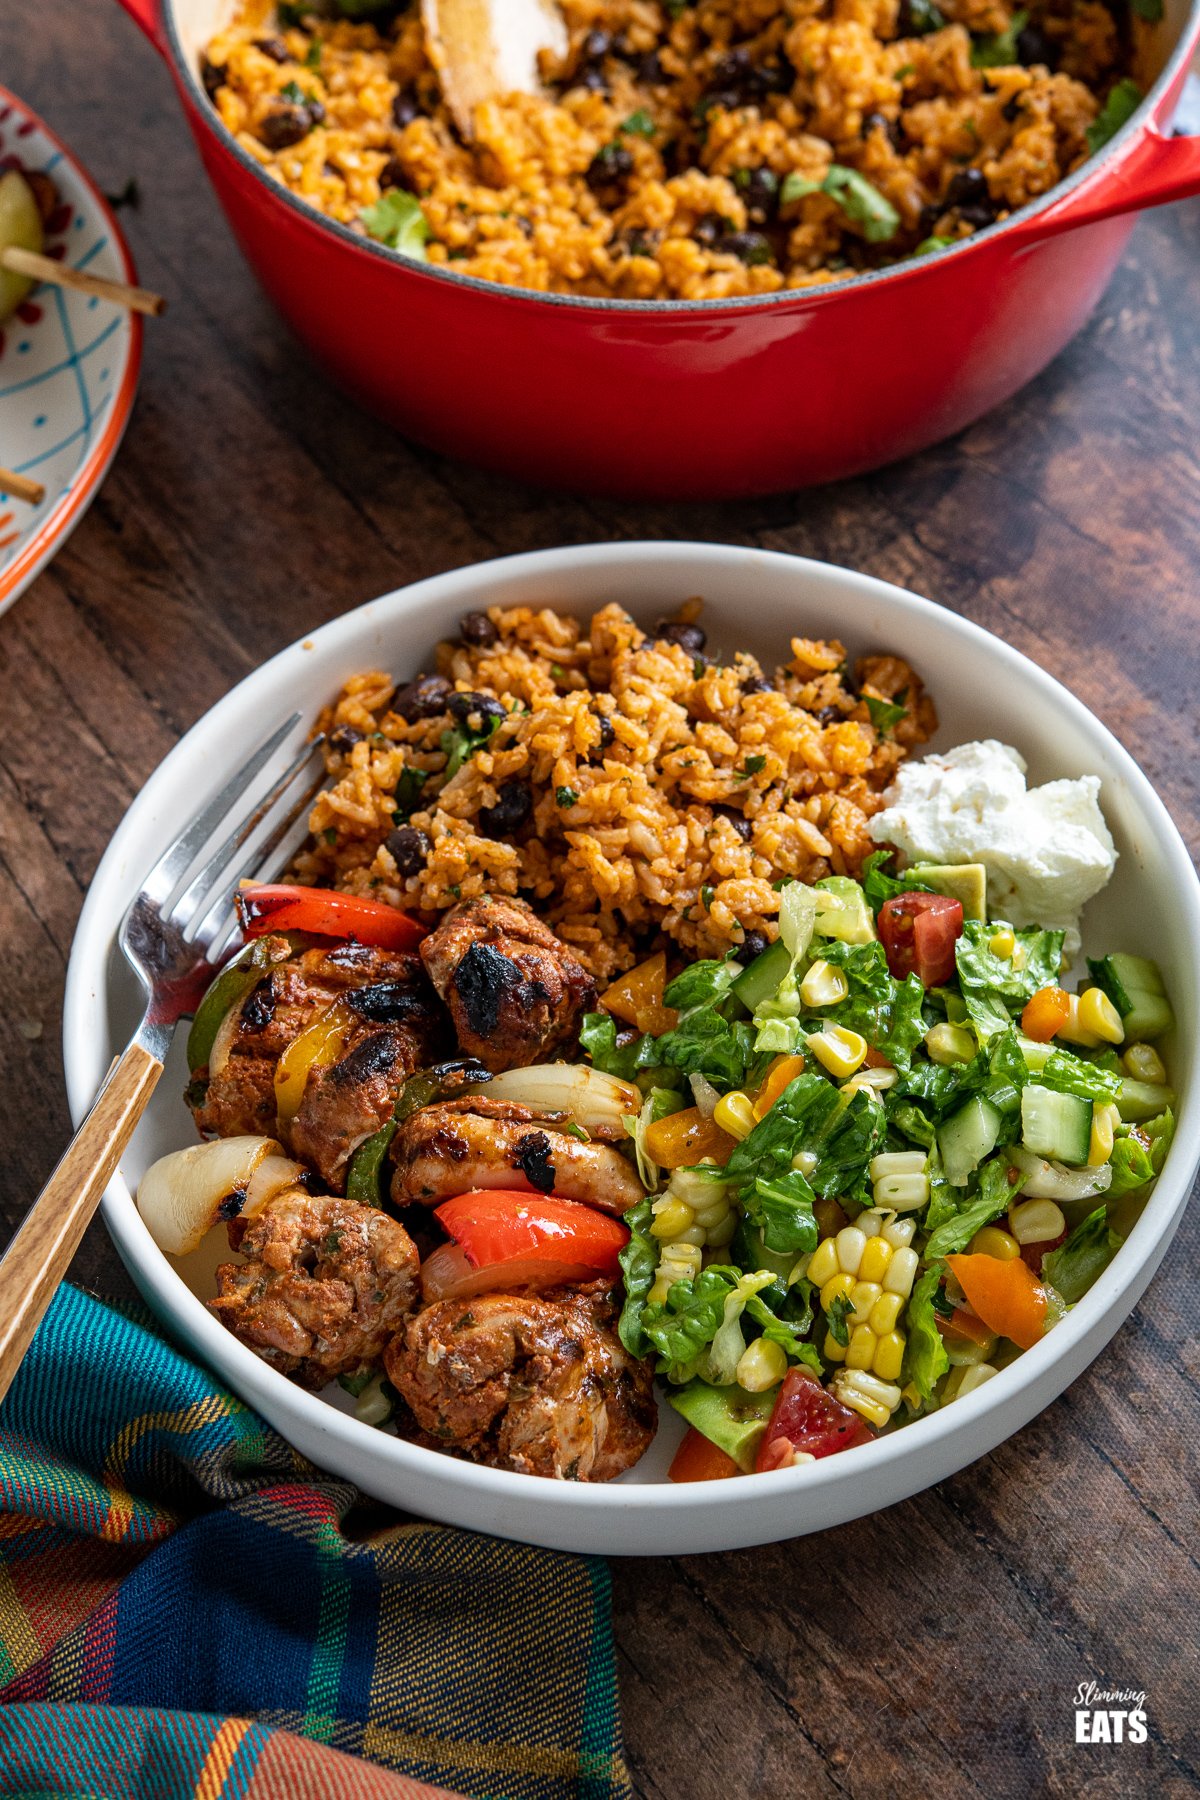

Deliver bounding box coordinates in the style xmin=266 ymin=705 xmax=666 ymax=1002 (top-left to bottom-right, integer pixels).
xmin=643 ymin=1106 xmax=736 ymax=1169
xmin=752 ymin=1053 xmax=807 ymax=1120
xmin=1021 ymin=985 xmax=1071 ymax=1043
xmin=669 ymin=1428 xmax=740 ymax=1482
xmin=600 ymin=951 xmax=680 ymax=1037
xmin=944 ymin=1253 xmax=1048 ymax=1351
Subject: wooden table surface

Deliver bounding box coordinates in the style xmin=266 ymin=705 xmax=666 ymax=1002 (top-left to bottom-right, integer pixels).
xmin=3 ymin=4 xmax=1199 ymax=1794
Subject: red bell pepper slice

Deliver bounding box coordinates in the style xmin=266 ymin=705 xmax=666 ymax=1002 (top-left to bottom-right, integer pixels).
xmin=236 ymin=882 xmax=426 ymax=952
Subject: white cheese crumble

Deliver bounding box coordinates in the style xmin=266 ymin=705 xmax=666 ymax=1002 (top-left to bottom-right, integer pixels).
xmin=869 ymin=739 xmax=1117 ymax=958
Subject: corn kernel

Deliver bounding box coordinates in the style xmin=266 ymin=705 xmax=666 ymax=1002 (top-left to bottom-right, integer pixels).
xmin=869 ymin=1151 xmax=927 ymax=1181
xmin=713 ymin=1091 xmax=757 ymax=1141
xmin=791 ymin=1148 xmax=819 ymax=1177
xmin=1056 ymin=993 xmax=1103 ymax=1049
xmin=945 ymin=1362 xmax=1000 ymax=1404
xmin=924 ymin=1022 xmax=976 ymax=1066
xmin=845 ymin=1324 xmax=876 ymax=1370
xmin=849 ymin=1280 xmax=882 ymax=1325
xmin=869 ymin=1291 xmax=904 ymax=1335
xmin=842 ymin=1067 xmax=898 ymax=1097
xmin=872 ymin=1330 xmax=906 ymax=1382
xmin=799 ymin=959 xmax=849 ymax=1008
xmin=823 ymin=1330 xmax=847 ymax=1364
xmin=820 ymin=1272 xmax=855 ymax=1312
xmin=874 ymin=1172 xmax=929 ymax=1212
xmin=806 ymin=1024 xmax=869 ymax=1078
xmin=855 ymin=1210 xmax=885 ymax=1237
xmin=881 ymin=1216 xmax=916 ymax=1250
xmin=988 ymin=927 xmax=1016 ymax=959
xmin=1079 ymin=986 xmax=1125 ymax=1046
xmin=1009 ymin=1198 xmax=1066 ymax=1245
xmin=807 ymin=1238 xmax=840 ymax=1287
xmin=969 ymin=1225 xmax=1020 ymax=1260
xmin=832 ymin=1369 xmax=902 ymax=1428
xmin=882 ymin=1246 xmax=919 ymax=1297
xmin=693 ymin=1196 xmax=732 ymax=1230
xmin=736 ymin=1337 xmax=789 ymax=1392
xmin=1089 ymin=1100 xmax=1120 ymax=1167
xmin=858 ymin=1235 xmax=893 ymax=1285
xmin=834 ymin=1226 xmax=867 ymax=1276
xmin=1123 ymin=1042 xmax=1166 ymax=1084
xmin=650 ymin=1199 xmax=696 ymax=1239
xmin=901 ymin=1382 xmax=922 ymax=1412
xmin=704 ymin=1211 xmax=737 ymax=1248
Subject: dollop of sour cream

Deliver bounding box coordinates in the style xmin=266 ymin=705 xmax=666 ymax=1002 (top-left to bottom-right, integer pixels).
xmin=869 ymin=739 xmax=1117 ymax=958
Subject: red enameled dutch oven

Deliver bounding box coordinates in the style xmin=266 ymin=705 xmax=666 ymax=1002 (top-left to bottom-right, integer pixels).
xmin=120 ymin=0 xmax=1200 ymax=499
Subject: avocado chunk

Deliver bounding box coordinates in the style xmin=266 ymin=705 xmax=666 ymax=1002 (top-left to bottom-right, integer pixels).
xmin=668 ymin=1381 xmax=777 ymax=1472
xmin=907 ymin=862 xmax=988 ymax=922
xmin=0 ymin=170 xmax=44 ymax=323
xmin=813 ymin=876 xmax=877 ymax=944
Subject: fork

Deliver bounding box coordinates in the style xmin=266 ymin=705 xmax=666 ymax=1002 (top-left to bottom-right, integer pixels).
xmin=0 ymin=714 xmax=327 ymax=1402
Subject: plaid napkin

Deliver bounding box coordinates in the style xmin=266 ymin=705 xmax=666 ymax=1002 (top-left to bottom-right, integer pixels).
xmin=0 ymin=1284 xmax=632 ymax=1800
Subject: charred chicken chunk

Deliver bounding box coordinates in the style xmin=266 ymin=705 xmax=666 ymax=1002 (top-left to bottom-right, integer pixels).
xmin=191 ymin=938 xmax=446 ymax=1189
xmin=386 ymin=1283 xmax=655 ymax=1480
xmin=209 ymin=1187 xmax=420 ymax=1388
xmin=419 ymin=896 xmax=596 ymax=1070
xmin=389 ymin=1097 xmax=644 ymax=1215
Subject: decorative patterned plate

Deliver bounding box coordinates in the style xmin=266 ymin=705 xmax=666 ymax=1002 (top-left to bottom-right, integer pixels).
xmin=0 ymin=85 xmax=142 ymax=620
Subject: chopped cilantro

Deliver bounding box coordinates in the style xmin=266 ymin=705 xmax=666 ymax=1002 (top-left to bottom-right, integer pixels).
xmin=781 ymin=165 xmax=900 ymax=244
xmin=826 ymin=1291 xmax=854 ymax=1348
xmin=621 ymin=109 xmax=656 ymax=137
xmin=701 ymin=884 xmax=715 ymax=910
xmin=914 ymin=234 xmax=955 ymax=255
xmin=279 ymin=79 xmax=314 ymax=105
xmin=866 ymin=691 xmax=908 ymax=734
xmin=736 ymin=753 xmax=768 ymax=779
xmin=304 ymin=39 xmax=322 ymax=70
xmin=970 ymin=11 xmax=1028 ymax=67
xmin=1086 ymin=78 xmax=1142 ymax=153
xmin=556 ymin=786 xmax=579 ymax=808
xmin=322 ymin=827 xmax=338 ymax=846
xmin=360 ymin=188 xmax=430 ymax=261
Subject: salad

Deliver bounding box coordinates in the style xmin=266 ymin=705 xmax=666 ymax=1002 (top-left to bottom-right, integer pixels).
xmin=583 ymin=855 xmax=1176 ymax=1480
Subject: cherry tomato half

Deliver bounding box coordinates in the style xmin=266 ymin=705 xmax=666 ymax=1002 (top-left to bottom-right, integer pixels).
xmin=754 ymin=1369 xmax=874 ymax=1472
xmin=877 ymin=892 xmax=964 ymax=987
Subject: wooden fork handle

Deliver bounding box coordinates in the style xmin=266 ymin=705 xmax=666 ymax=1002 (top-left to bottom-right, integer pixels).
xmin=0 ymin=1042 xmax=163 ymax=1402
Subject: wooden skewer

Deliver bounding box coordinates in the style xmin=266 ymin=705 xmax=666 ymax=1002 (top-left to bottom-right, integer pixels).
xmin=0 ymin=245 xmax=166 ymax=317
xmin=0 ymin=466 xmax=45 ymax=506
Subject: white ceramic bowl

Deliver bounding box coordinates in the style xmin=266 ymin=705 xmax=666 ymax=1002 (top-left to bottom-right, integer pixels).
xmin=63 ymin=543 xmax=1200 ymax=1555
xmin=0 ymin=86 xmax=142 ymax=619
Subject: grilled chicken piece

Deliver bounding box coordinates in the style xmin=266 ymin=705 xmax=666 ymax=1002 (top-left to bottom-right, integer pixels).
xmin=191 ymin=938 xmax=447 ymax=1189
xmin=419 ymin=895 xmax=596 ymax=1071
xmin=386 ymin=1282 xmax=656 ymax=1480
xmin=210 ymin=1187 xmax=420 ymax=1388
xmin=389 ymin=1096 xmax=644 ymax=1215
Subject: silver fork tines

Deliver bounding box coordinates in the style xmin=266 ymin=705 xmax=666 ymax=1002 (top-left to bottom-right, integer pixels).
xmin=117 ymin=715 xmax=325 ymax=1055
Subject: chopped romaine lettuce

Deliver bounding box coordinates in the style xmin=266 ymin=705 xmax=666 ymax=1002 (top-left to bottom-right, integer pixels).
xmin=861 ymin=849 xmax=935 ymax=915
xmin=751 ymin=882 xmax=818 ymax=1052
xmin=1035 ymin=1048 xmax=1123 ymax=1103
xmin=725 ymin=1073 xmax=885 ymax=1206
xmin=616 ymin=1198 xmax=657 ymax=1357
xmin=640 ymin=1267 xmax=820 ymax=1385
xmin=1042 ymin=1206 xmax=1123 ymax=1303
xmin=664 ymin=957 xmax=743 ymax=1015
xmin=742 ymin=1167 xmax=819 ymax=1256
xmin=625 ymin=1086 xmax=682 ymax=1189
xmin=955 ymin=923 xmax=1065 ymax=1039
xmin=901 ymin=1266 xmax=950 ymax=1403
xmin=1107 ymin=1110 xmax=1174 ymax=1197
xmin=923 ymin=1153 xmax=1025 ymax=1258
xmin=579 ymin=1011 xmax=650 ymax=1079
xmin=816 ymin=939 xmax=927 ymax=1072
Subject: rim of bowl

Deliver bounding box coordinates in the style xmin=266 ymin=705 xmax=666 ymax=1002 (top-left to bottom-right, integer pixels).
xmin=0 ymin=81 xmax=143 ymax=611
xmin=63 ymin=541 xmax=1200 ymax=1519
xmin=164 ymin=0 xmax=1200 ymax=316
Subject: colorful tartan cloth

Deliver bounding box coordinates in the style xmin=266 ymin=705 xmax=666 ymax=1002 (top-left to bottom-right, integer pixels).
xmin=0 ymin=1285 xmax=631 ymax=1800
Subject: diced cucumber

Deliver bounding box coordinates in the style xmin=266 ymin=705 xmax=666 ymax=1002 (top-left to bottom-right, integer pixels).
xmin=668 ymin=1381 xmax=776 ymax=1472
xmin=731 ymin=938 xmax=790 ymax=1012
xmin=1104 ymin=953 xmax=1174 ymax=1042
xmin=938 ymin=1096 xmax=1003 ymax=1187
xmin=1116 ymin=1078 xmax=1176 ymax=1123
xmin=813 ymin=877 xmax=876 ymax=944
xmin=1021 ymin=1084 xmax=1091 ymax=1164
xmin=908 ymin=862 xmax=988 ymax=922
xmin=1017 ymin=1035 xmax=1054 ymax=1073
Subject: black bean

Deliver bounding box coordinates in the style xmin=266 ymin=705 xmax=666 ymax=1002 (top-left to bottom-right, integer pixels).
xmin=260 ymin=103 xmax=316 ymax=150
xmin=815 ymin=704 xmax=843 ymax=725
xmin=578 ymin=66 xmax=609 ymax=92
xmin=593 ymin=710 xmax=616 ymax=749
xmin=693 ymin=211 xmax=731 ymax=247
xmin=201 ymin=56 xmax=226 ymax=102
xmin=393 ymin=673 xmax=452 ymax=721
xmin=863 ymin=110 xmax=905 ymax=151
xmin=1002 ymin=94 xmax=1024 ymax=122
xmin=713 ymin=805 xmax=753 ymax=842
xmin=479 ymin=779 xmax=533 ymax=838
xmin=654 ymin=619 xmax=707 ymax=653
xmin=585 ymin=142 xmax=634 ymax=195
xmin=741 ymin=674 xmax=773 ymax=695
xmin=709 ymin=47 xmax=790 ymax=101
xmin=254 ymin=35 xmax=290 ymax=61
xmin=385 ymin=824 xmax=432 ymax=876
xmin=716 ymin=229 xmax=774 ymax=266
xmin=448 ymin=690 xmax=506 ymax=730
xmin=379 ymin=156 xmax=406 ymax=190
xmin=737 ymin=165 xmax=779 ymax=223
xmin=741 ymin=929 xmax=769 ymax=962
xmin=1016 ymin=22 xmax=1057 ymax=66
xmin=459 ymin=610 xmax=498 ymax=647
xmin=328 ymin=724 xmax=362 ymax=752
xmin=582 ymin=28 xmax=611 ymax=60
xmin=945 ymin=167 xmax=989 ymax=209
xmin=638 ymin=51 xmax=664 ymax=84
xmin=392 ymin=92 xmax=419 ymax=128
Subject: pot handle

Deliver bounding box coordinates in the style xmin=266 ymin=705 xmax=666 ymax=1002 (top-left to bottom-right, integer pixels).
xmin=113 ymin=0 xmax=166 ymax=54
xmin=1005 ymin=116 xmax=1200 ymax=247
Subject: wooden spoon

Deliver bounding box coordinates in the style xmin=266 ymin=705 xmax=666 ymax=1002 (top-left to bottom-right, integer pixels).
xmin=422 ymin=0 xmax=568 ymax=139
